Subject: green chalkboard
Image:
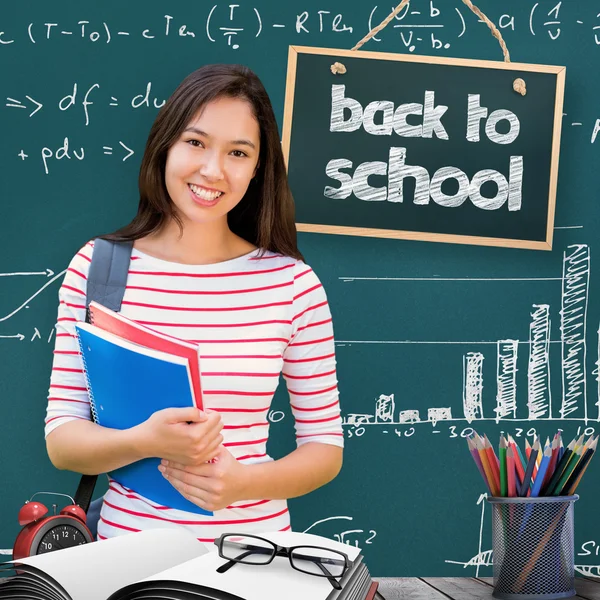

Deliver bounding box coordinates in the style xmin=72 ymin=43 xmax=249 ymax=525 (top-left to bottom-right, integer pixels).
xmin=1 ymin=0 xmax=600 ymax=579
xmin=283 ymin=47 xmax=564 ymax=250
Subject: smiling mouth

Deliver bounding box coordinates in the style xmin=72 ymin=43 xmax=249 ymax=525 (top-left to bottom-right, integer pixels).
xmin=188 ymin=183 xmax=224 ymax=201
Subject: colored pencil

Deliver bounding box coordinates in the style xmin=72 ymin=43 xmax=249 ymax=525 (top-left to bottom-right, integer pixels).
xmin=530 ymin=446 xmax=553 ymax=497
xmin=534 ymin=435 xmax=542 ymax=475
xmin=573 ymin=433 xmax=586 ymax=452
xmin=483 ymin=434 xmax=501 ymax=495
xmin=519 ymin=438 xmax=540 ymax=497
xmin=558 ymin=436 xmax=594 ymax=495
xmin=475 ymin=436 xmax=499 ymax=496
xmin=558 ymin=436 xmax=565 ymax=462
xmin=541 ymin=438 xmax=576 ymax=496
xmin=467 ymin=437 xmax=493 ymax=495
xmin=508 ymin=435 xmax=525 ymax=486
xmin=506 ymin=446 xmax=517 ymax=497
xmin=566 ymin=437 xmax=597 ymax=495
xmin=551 ymin=445 xmax=584 ymax=496
xmin=499 ymin=435 xmax=508 ymax=497
xmin=542 ymin=435 xmax=559 ymax=490
xmin=466 ymin=432 xmax=596 ymax=499
xmin=543 ymin=436 xmax=550 ymax=451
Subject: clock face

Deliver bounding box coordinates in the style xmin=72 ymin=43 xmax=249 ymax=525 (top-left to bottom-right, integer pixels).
xmin=36 ymin=523 xmax=89 ymax=554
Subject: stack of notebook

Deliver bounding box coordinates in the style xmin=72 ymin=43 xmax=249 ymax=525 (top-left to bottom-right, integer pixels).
xmin=75 ymin=301 xmax=211 ymax=515
xmin=0 ymin=529 xmax=382 ymax=600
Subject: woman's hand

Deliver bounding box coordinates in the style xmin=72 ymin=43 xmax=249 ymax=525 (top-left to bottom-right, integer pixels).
xmin=134 ymin=407 xmax=223 ymax=465
xmin=158 ymin=446 xmax=248 ymax=512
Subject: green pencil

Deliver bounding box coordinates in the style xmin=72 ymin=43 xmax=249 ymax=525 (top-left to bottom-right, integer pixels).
xmin=551 ymin=445 xmax=583 ymax=496
xmin=561 ymin=437 xmax=598 ymax=496
xmin=541 ymin=437 xmax=575 ymax=496
xmin=499 ymin=435 xmax=508 ymax=497
xmin=566 ymin=437 xmax=598 ymax=494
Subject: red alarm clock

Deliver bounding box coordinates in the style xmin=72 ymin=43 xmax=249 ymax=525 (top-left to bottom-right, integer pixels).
xmin=13 ymin=492 xmax=94 ymax=560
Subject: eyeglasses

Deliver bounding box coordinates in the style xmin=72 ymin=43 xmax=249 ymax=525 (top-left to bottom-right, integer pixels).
xmin=213 ymin=533 xmax=351 ymax=590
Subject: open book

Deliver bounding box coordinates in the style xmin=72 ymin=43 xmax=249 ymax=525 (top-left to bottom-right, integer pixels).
xmin=0 ymin=529 xmax=364 ymax=600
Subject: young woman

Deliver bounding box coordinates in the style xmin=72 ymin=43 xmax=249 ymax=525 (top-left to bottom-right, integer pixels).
xmin=45 ymin=64 xmax=343 ymax=545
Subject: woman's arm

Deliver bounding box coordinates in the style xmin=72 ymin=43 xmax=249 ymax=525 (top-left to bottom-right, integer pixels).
xmin=240 ymin=442 xmax=343 ymax=499
xmin=159 ymin=442 xmax=343 ymax=512
xmin=46 ymin=420 xmax=147 ymax=475
xmin=46 ymin=407 xmax=223 ymax=474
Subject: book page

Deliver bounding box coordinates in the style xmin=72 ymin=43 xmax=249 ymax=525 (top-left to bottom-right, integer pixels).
xmin=138 ymin=531 xmax=361 ymax=600
xmin=10 ymin=529 xmax=207 ymax=600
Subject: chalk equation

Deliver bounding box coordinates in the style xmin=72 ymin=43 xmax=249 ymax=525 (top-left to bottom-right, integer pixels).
xmin=6 ymin=81 xmax=166 ymax=124
xmin=13 ymin=137 xmax=135 ymax=175
xmin=4 ymin=81 xmax=600 ymax=144
xmin=0 ymin=267 xmax=64 ymax=342
xmin=0 ymin=2 xmax=600 ymax=51
xmin=303 ymin=515 xmax=377 ymax=549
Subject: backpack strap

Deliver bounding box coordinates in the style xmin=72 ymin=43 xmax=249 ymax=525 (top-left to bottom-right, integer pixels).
xmin=74 ymin=238 xmax=133 ymax=514
xmin=85 ymin=238 xmax=134 ymax=317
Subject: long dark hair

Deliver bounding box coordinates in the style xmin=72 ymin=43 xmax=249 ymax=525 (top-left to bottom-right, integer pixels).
xmin=101 ymin=64 xmax=304 ymax=262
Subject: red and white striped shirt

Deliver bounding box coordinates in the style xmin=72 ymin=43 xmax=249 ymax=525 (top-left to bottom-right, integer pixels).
xmin=45 ymin=241 xmax=343 ymax=546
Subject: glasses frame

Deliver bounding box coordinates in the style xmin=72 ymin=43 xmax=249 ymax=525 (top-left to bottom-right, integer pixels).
xmin=213 ymin=533 xmax=351 ymax=590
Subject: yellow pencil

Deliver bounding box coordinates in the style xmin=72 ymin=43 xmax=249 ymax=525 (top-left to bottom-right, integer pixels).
xmin=535 ymin=436 xmax=543 ymax=469
xmin=567 ymin=437 xmax=598 ymax=495
xmin=573 ymin=433 xmax=586 ymax=454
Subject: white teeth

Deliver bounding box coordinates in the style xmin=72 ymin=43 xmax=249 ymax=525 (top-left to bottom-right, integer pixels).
xmin=189 ymin=183 xmax=223 ymax=201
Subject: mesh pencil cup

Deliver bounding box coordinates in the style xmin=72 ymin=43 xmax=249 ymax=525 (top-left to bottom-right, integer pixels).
xmin=487 ymin=496 xmax=578 ymax=600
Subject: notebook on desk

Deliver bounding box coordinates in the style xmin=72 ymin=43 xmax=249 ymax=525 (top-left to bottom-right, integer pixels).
xmin=75 ymin=322 xmax=212 ymax=515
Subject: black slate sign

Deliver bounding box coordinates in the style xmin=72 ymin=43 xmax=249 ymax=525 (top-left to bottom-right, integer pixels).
xmin=282 ymin=46 xmax=565 ymax=250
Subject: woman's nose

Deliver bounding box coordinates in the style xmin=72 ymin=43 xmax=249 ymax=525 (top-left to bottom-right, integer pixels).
xmin=199 ymin=151 xmax=224 ymax=180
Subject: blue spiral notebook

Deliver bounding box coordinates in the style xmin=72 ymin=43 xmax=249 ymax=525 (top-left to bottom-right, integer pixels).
xmin=75 ymin=322 xmax=212 ymax=516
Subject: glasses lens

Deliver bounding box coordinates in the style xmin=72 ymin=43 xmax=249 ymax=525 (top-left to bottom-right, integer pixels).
xmin=289 ymin=547 xmax=347 ymax=577
xmin=220 ymin=535 xmax=275 ymax=565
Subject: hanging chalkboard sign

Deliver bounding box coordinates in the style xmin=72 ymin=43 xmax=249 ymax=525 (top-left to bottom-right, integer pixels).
xmin=282 ymin=46 xmax=565 ymax=250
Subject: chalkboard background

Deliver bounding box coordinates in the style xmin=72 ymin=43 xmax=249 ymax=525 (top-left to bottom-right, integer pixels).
xmin=1 ymin=0 xmax=600 ymax=577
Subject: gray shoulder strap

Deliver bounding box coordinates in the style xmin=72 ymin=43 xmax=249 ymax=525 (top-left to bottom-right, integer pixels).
xmin=77 ymin=238 xmax=133 ymax=513
xmin=86 ymin=238 xmax=133 ymax=313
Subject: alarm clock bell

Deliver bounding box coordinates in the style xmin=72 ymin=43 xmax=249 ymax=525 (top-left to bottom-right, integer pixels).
xmin=13 ymin=492 xmax=94 ymax=560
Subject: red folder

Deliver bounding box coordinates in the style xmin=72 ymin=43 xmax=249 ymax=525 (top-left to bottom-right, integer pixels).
xmin=88 ymin=301 xmax=204 ymax=410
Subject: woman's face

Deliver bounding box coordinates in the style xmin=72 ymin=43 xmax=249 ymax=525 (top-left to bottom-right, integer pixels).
xmin=164 ymin=96 xmax=261 ymax=226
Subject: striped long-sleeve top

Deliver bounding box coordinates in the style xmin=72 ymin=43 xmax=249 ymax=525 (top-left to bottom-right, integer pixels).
xmin=45 ymin=241 xmax=343 ymax=545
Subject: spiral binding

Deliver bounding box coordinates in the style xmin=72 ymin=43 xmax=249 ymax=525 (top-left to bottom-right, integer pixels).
xmin=75 ymin=325 xmax=100 ymax=425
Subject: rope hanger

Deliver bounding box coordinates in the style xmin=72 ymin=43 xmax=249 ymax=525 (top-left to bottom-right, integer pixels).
xmin=330 ymin=0 xmax=527 ymax=96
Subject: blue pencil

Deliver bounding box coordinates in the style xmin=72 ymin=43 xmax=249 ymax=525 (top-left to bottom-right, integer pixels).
xmin=530 ymin=446 xmax=553 ymax=497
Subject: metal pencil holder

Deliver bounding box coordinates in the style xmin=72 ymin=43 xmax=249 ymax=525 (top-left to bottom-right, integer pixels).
xmin=487 ymin=495 xmax=579 ymax=600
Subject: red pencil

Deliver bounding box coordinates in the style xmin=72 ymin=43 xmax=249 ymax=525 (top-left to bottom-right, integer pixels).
xmin=483 ymin=434 xmax=501 ymax=495
xmin=508 ymin=435 xmax=525 ymax=486
xmin=506 ymin=446 xmax=517 ymax=497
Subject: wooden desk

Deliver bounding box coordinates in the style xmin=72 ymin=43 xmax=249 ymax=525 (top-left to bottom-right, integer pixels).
xmin=374 ymin=577 xmax=600 ymax=600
